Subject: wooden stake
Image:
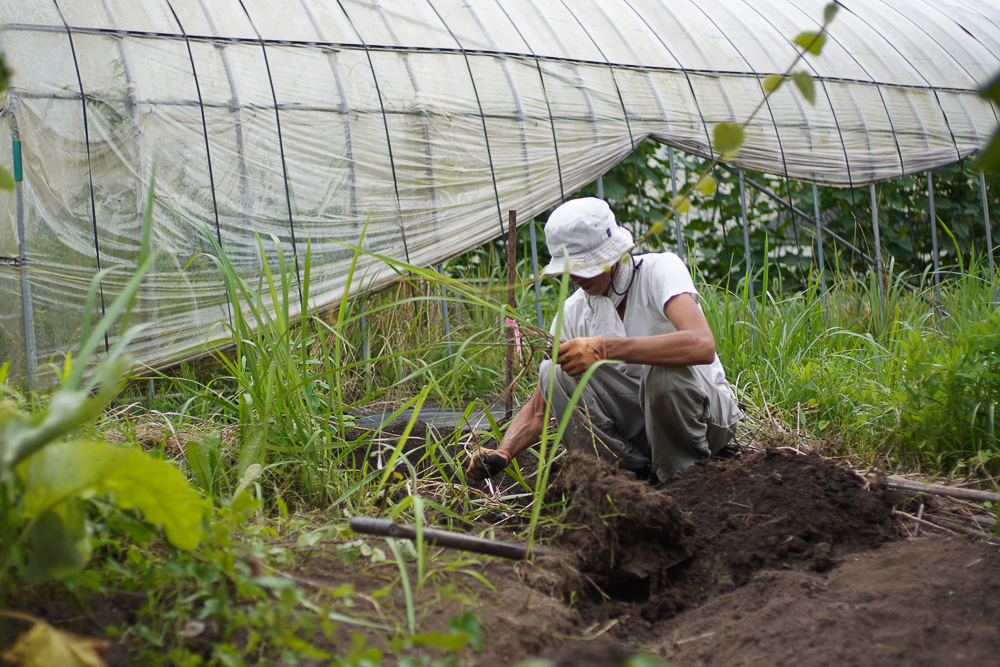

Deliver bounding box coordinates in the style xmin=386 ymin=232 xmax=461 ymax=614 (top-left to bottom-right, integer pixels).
xmin=883 ymin=476 xmax=1000 ymax=504
xmin=506 ymin=210 xmax=517 ymax=421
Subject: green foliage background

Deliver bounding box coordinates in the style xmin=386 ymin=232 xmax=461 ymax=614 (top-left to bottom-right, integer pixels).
xmin=568 ymin=141 xmax=998 ymax=295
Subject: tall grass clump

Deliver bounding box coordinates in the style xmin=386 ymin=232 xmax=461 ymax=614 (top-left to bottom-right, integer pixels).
xmin=173 ymin=213 xmax=560 ymax=529
xmin=893 ymin=277 xmax=1000 ymax=473
xmin=191 ymin=229 xmax=341 ymax=503
xmin=704 ymin=254 xmax=999 ymax=476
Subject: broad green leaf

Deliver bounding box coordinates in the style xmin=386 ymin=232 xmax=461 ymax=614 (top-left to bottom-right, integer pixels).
xmin=186 ymin=436 xmax=217 ymax=497
xmin=973 ymin=72 xmax=1000 ymax=173
xmin=409 ymin=630 xmax=468 ymax=653
xmin=626 ymin=655 xmax=677 ymax=667
xmin=233 ymin=462 xmax=262 ymax=501
xmin=670 ymin=195 xmax=691 ymax=214
xmin=981 ymin=70 xmax=1000 ymax=103
xmin=449 ymin=613 xmax=484 ymax=652
xmin=0 ymin=51 xmax=11 ymax=92
xmin=18 ymin=440 xmax=209 ymax=551
xmin=696 ymin=175 xmax=718 ymax=196
xmin=237 ymin=428 xmax=265 ymax=481
xmin=0 ymin=166 xmax=14 ymax=192
xmin=346 ymin=632 xmax=384 ymax=663
xmin=26 ymin=511 xmax=88 ymax=582
xmin=650 ymin=221 xmax=665 ymax=235
xmin=185 ymin=440 xmax=214 ymax=496
xmin=0 ymin=620 xmax=109 ymax=667
xmin=1 ymin=397 xmax=18 ymax=425
xmin=227 ymin=483 xmax=260 ymax=520
xmin=763 ymin=74 xmax=784 ymax=94
xmin=824 ymin=2 xmax=840 ymax=23
xmin=713 ymin=122 xmax=744 ymax=158
xmin=1 ymin=356 xmax=128 ymax=475
xmin=972 ymin=131 xmax=1000 ymax=174
xmin=792 ymin=71 xmax=817 ymax=105
xmin=296 ymin=528 xmax=325 ymax=548
xmin=794 ymin=31 xmax=826 ymax=55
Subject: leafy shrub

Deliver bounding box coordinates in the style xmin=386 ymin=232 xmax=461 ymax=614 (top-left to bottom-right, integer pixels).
xmin=895 ymin=312 xmax=1000 ymax=470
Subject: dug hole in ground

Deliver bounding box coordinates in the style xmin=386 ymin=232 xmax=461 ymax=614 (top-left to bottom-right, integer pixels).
xmin=335 ymin=426 xmax=1000 ymax=667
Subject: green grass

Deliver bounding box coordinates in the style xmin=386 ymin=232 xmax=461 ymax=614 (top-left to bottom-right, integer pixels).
xmin=704 ymin=254 xmax=1000 ymax=474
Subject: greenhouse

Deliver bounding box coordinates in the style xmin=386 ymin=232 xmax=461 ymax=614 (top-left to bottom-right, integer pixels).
xmin=5 ymin=2 xmax=1000 ymax=664
xmin=0 ymin=0 xmax=997 ymax=386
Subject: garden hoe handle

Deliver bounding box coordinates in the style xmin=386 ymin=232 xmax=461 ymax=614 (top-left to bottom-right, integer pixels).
xmin=349 ymin=517 xmax=559 ymax=560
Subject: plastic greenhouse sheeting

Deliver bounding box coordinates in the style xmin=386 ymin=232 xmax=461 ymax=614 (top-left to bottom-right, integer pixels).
xmin=1 ymin=0 xmax=998 ymax=384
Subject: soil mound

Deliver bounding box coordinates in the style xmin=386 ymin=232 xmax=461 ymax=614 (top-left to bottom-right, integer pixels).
xmin=669 ymin=446 xmax=892 ymax=578
xmin=548 ymin=446 xmax=894 ymax=628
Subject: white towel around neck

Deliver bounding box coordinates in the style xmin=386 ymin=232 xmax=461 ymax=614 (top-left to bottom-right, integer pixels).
xmin=584 ymin=256 xmax=637 ymax=339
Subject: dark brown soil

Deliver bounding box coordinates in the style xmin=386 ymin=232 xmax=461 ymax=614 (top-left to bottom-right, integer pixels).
xmin=651 ymin=536 xmax=1000 ymax=666
xmin=502 ymin=447 xmax=1000 ymax=667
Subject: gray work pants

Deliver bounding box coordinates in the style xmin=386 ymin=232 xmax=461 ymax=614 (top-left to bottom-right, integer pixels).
xmin=538 ymin=360 xmax=740 ymax=483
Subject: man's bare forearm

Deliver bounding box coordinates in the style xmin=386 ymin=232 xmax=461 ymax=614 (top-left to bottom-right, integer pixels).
xmin=601 ymin=293 xmax=716 ymax=367
xmin=603 ymin=329 xmax=715 ymax=367
xmin=497 ymin=386 xmax=547 ymax=459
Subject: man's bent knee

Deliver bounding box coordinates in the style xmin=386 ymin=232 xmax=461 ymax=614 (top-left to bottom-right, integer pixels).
xmin=537 ymin=359 xmax=579 ymax=400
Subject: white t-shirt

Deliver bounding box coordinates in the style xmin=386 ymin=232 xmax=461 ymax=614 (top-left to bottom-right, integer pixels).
xmin=551 ymin=252 xmax=737 ymax=411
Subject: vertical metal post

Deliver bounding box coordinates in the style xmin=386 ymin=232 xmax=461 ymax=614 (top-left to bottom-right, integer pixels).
xmin=669 ymin=147 xmax=684 ymax=261
xmin=360 ymin=302 xmax=371 ymax=391
xmin=812 ymin=182 xmax=827 ymax=324
xmin=597 ymin=175 xmax=604 ymax=200
xmin=870 ymin=183 xmax=885 ymax=313
xmin=438 ymin=264 xmax=452 ymax=356
xmin=981 ymin=170 xmax=997 ymax=305
xmin=360 ymin=310 xmax=369 ymax=362
xmin=529 ymin=219 xmax=544 ymax=328
xmin=928 ymin=171 xmax=942 ymax=313
xmin=13 ymin=135 xmax=35 ymax=391
xmin=739 ymin=169 xmax=755 ymax=327
xmin=505 ymin=210 xmax=517 ymax=421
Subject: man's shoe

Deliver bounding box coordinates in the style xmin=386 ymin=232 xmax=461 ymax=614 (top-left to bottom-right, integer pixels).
xmin=713 ymin=443 xmax=742 ymax=460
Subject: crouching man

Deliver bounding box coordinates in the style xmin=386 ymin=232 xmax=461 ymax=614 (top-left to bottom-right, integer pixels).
xmin=466 ymin=198 xmax=742 ymax=485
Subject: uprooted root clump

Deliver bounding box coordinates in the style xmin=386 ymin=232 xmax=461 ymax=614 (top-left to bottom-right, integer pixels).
xmin=549 ymin=452 xmax=697 ymax=602
xmin=548 ymin=447 xmax=893 ymax=626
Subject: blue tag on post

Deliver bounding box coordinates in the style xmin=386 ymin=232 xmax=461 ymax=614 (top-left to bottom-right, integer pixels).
xmin=12 ymin=140 xmax=21 ymax=182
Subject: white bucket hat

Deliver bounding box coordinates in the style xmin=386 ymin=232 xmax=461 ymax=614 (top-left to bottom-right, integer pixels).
xmin=541 ymin=198 xmax=635 ymax=279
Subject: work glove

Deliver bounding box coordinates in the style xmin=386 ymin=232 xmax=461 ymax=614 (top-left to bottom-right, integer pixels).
xmin=465 ymin=448 xmax=511 ymax=483
xmin=556 ymin=336 xmax=606 ymax=376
